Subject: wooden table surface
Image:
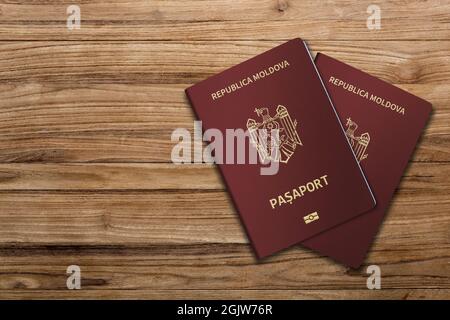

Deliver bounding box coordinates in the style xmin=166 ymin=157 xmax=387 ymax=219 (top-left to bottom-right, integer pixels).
xmin=0 ymin=0 xmax=449 ymax=299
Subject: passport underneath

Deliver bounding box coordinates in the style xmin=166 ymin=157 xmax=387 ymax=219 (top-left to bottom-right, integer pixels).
xmin=185 ymin=39 xmax=375 ymax=258
xmin=303 ymin=53 xmax=432 ymax=268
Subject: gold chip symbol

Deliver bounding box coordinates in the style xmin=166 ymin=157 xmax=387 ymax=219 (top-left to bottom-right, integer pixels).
xmin=303 ymin=212 xmax=319 ymax=224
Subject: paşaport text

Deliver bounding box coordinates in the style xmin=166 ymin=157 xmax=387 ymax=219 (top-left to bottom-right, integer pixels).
xmin=269 ymin=175 xmax=330 ymax=209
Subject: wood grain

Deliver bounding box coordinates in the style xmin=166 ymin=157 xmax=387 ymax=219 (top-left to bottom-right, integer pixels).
xmin=0 ymin=41 xmax=448 ymax=85
xmin=0 ymin=41 xmax=448 ymax=163
xmin=0 ymin=90 xmax=447 ymax=162
xmin=0 ymin=246 xmax=448 ymax=292
xmin=0 ymin=289 xmax=448 ymax=300
xmin=0 ymin=162 xmax=448 ymax=191
xmin=0 ymin=0 xmax=449 ymax=299
xmin=0 ymin=0 xmax=448 ymax=40
xmin=0 ymin=179 xmax=448 ymax=245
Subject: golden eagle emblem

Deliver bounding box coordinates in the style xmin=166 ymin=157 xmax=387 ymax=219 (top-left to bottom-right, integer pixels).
xmin=246 ymin=105 xmax=302 ymax=163
xmin=345 ymin=118 xmax=370 ymax=163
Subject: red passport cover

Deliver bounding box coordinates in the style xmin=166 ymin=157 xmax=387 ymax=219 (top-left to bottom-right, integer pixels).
xmin=304 ymin=53 xmax=432 ymax=268
xmin=185 ymin=39 xmax=375 ymax=258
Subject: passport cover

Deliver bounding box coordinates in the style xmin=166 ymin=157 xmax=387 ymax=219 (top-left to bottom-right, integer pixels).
xmin=303 ymin=53 xmax=432 ymax=267
xmin=185 ymin=39 xmax=375 ymax=258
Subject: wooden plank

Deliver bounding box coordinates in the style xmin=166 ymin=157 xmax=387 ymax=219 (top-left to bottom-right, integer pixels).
xmin=0 ymin=0 xmax=448 ymax=40
xmin=0 ymin=41 xmax=448 ymax=85
xmin=0 ymin=163 xmax=222 ymax=190
xmin=0 ymin=93 xmax=446 ymax=163
xmin=0 ymin=289 xmax=448 ymax=300
xmin=0 ymin=161 xmax=448 ymax=191
xmin=0 ymin=245 xmax=448 ymax=291
xmin=0 ymin=41 xmax=448 ymax=163
xmin=0 ymin=163 xmax=448 ymax=245
xmin=0 ymin=188 xmax=448 ymax=245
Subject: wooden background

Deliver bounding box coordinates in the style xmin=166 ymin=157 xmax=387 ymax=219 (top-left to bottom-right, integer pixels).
xmin=0 ymin=0 xmax=448 ymax=299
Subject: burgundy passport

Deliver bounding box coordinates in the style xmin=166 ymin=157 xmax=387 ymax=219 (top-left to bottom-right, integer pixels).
xmin=303 ymin=53 xmax=432 ymax=267
xmin=185 ymin=39 xmax=375 ymax=258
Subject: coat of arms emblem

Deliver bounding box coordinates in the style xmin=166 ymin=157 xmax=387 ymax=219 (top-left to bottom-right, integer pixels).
xmin=345 ymin=117 xmax=370 ymax=163
xmin=246 ymin=105 xmax=302 ymax=163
